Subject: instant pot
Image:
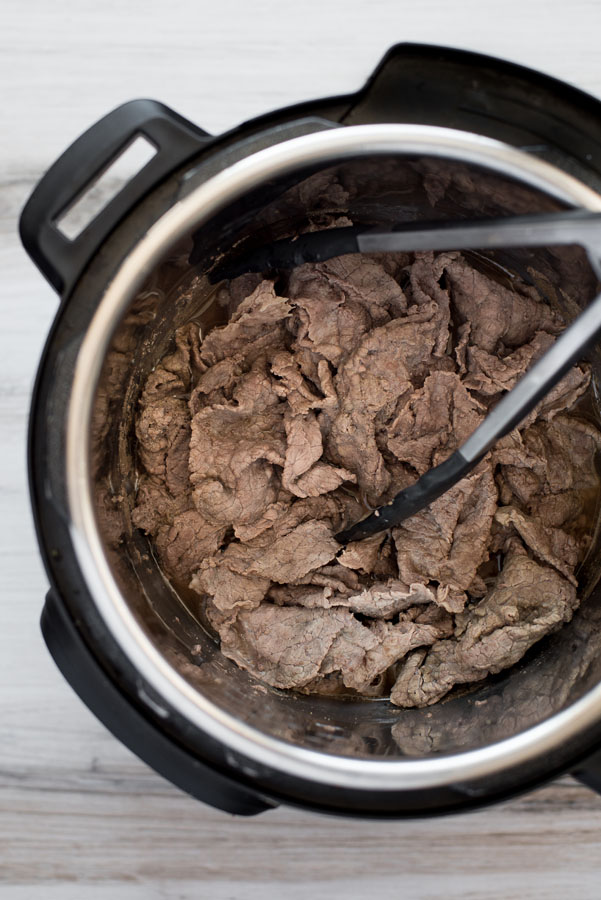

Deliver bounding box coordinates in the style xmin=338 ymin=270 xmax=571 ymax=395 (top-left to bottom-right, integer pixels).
xmin=20 ymin=44 xmax=601 ymax=816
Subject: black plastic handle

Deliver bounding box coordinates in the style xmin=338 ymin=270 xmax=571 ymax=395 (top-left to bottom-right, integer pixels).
xmin=572 ymin=750 xmax=601 ymax=795
xmin=19 ymin=99 xmax=212 ymax=296
xmin=41 ymin=590 xmax=274 ymax=815
xmin=336 ymin=451 xmax=473 ymax=543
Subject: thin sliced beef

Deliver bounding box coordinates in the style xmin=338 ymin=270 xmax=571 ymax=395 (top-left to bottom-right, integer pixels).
xmin=494 ymin=414 xmax=601 ymax=539
xmin=327 ymin=311 xmax=443 ymax=504
xmin=387 ymin=372 xmax=484 ymax=474
xmin=190 ymin=559 xmax=270 ymax=616
xmin=136 ymin=367 xmax=190 ymax=488
xmin=393 ymin=465 xmax=498 ymax=610
xmin=218 ymin=602 xmax=445 ymax=693
xmin=156 ymin=510 xmax=226 ymax=585
xmin=270 ymin=578 xmax=437 ymax=618
xmin=289 ymin=286 xmax=372 ymax=367
xmin=494 ymin=506 xmax=579 ymax=584
xmin=189 ymin=366 xmax=286 ymax=527
xmin=209 ymin=519 xmax=340 ymax=585
xmin=444 ymin=254 xmax=562 ymax=352
xmin=322 ymin=617 xmax=443 ymax=693
xmin=406 ymin=252 xmax=453 ymax=356
xmin=338 ymin=533 xmax=387 ymax=574
xmin=282 ymin=410 xmax=355 ymax=498
xmin=390 ymin=551 xmax=577 ymax=707
xmin=289 ymin=254 xmax=407 ymax=331
xmin=463 ymin=332 xmax=556 ymax=396
xmin=218 ymin=605 xmax=359 ymax=689
xmin=198 ymin=280 xmax=291 ymax=366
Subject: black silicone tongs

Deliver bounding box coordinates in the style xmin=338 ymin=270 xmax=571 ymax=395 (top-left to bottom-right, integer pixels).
xmin=211 ymin=210 xmax=601 ymax=542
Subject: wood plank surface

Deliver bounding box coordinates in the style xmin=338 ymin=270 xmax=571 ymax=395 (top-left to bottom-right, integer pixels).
xmin=2 ymin=1 xmax=601 ymax=896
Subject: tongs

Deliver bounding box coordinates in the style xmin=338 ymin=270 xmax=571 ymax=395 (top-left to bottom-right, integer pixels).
xmin=210 ymin=210 xmax=601 ymax=542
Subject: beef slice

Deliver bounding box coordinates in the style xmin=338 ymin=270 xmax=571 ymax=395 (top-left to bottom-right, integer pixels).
xmin=218 ymin=602 xmax=444 ymax=693
xmin=463 ymin=332 xmax=556 ymax=396
xmin=494 ymin=506 xmax=579 ymax=584
xmin=393 ymin=465 xmax=498 ymax=608
xmin=136 ymin=365 xmax=190 ymax=491
xmin=327 ymin=312 xmax=443 ymax=504
xmin=270 ymin=578 xmax=437 ymax=619
xmin=494 ymin=414 xmax=601 ymax=536
xmin=289 ymin=254 xmax=407 ymax=332
xmin=322 ymin=617 xmax=443 ymax=693
xmin=189 ymin=364 xmax=286 ymax=527
xmin=444 ymin=255 xmax=562 ymax=352
xmin=191 ymin=558 xmax=270 ymax=616
xmin=390 ymin=552 xmax=577 ymax=707
xmin=217 ymin=605 xmax=360 ymax=689
xmin=198 ymin=280 xmax=291 ymax=365
xmin=282 ymin=410 xmax=356 ymax=498
xmin=338 ymin=533 xmax=387 ymax=574
xmin=387 ymin=371 xmax=484 ymax=474
xmin=211 ymin=519 xmax=339 ymax=585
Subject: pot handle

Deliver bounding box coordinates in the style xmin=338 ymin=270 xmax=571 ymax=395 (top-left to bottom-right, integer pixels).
xmin=41 ymin=589 xmax=274 ymax=815
xmin=19 ymin=99 xmax=211 ymax=296
xmin=572 ymin=750 xmax=601 ymax=794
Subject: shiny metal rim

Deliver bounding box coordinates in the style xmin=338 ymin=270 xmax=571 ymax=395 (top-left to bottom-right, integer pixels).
xmin=67 ymin=124 xmax=601 ymax=791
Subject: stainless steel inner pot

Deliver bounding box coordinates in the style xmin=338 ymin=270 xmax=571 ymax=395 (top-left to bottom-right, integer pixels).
xmin=71 ymin=124 xmax=601 ymax=792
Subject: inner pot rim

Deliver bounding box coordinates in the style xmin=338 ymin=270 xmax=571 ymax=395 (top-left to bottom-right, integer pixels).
xmin=67 ymin=123 xmax=601 ymax=791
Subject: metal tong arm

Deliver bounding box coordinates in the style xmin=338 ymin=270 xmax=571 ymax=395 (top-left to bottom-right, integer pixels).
xmin=358 ymin=209 xmax=601 ymax=262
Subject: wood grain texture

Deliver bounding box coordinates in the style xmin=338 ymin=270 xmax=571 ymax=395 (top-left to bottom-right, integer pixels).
xmin=3 ymin=1 xmax=601 ymax=897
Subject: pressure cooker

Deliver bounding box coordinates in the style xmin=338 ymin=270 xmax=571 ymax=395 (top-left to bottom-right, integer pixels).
xmin=20 ymin=43 xmax=601 ymax=816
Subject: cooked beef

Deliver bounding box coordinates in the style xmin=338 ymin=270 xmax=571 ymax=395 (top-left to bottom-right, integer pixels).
xmin=493 ymin=506 xmax=579 ymax=584
xmin=393 ymin=465 xmax=498 ymax=612
xmin=326 ymin=301 xmax=446 ymax=505
xmin=444 ymin=254 xmax=563 ymax=352
xmin=198 ymin=280 xmax=291 ymax=365
xmin=338 ymin=533 xmax=387 ymax=574
xmin=270 ymin=577 xmax=438 ymax=618
xmin=217 ymin=602 xmax=445 ymax=693
xmin=387 ymin=371 xmax=484 ymax=474
xmin=390 ymin=551 xmax=578 ymax=707
xmin=133 ymin=248 xmax=600 ymax=706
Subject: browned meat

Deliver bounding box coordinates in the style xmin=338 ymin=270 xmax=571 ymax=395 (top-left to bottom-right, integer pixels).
xmin=326 ymin=307 xmax=444 ymax=505
xmin=270 ymin=577 xmax=438 ymax=618
xmin=136 ymin=369 xmax=190 ymax=489
xmin=218 ymin=605 xmax=355 ymax=689
xmin=443 ymin=254 xmax=562 ymax=352
xmin=463 ymin=332 xmax=556 ymax=396
xmin=218 ymin=603 xmax=445 ymax=693
xmin=199 ymin=507 xmax=341 ymax=588
xmin=494 ymin=506 xmax=579 ymax=584
xmin=387 ymin=372 xmax=484 ymax=474
xmin=289 ymin=279 xmax=372 ymax=366
xmin=338 ymin=533 xmax=387 ymax=574
xmin=282 ymin=410 xmax=356 ymax=498
xmin=493 ymin=414 xmax=601 ymax=538
xmin=133 ymin=249 xmax=600 ymax=706
xmin=288 ymin=254 xmax=407 ymax=338
xmin=198 ymin=280 xmax=291 ymax=365
xmin=390 ymin=552 xmax=578 ymax=707
xmin=190 ymin=558 xmax=270 ymax=616
xmin=189 ymin=364 xmax=286 ymax=527
xmin=393 ymin=465 xmax=498 ymax=611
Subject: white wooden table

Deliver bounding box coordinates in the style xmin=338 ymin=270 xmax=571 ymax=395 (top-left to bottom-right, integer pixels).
xmin=3 ymin=1 xmax=601 ymax=896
